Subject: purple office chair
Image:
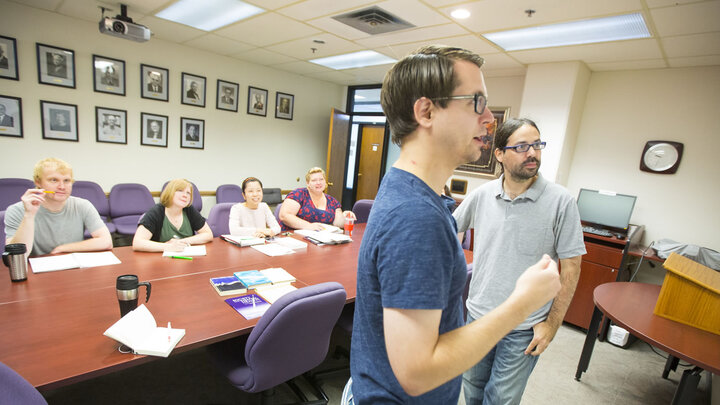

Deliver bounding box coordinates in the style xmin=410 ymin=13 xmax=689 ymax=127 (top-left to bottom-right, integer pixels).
xmin=72 ymin=180 xmax=116 ymax=236
xmin=0 ymin=362 xmax=48 ymax=405
xmin=162 ymin=181 xmax=202 ymax=212
xmin=108 ymin=183 xmax=155 ymax=236
xmin=206 ymin=202 xmax=233 ymax=236
xmin=207 ymin=282 xmax=346 ymax=404
xmin=216 ymin=184 xmax=244 ymax=204
xmin=462 ymin=229 xmax=472 ymax=250
xmin=351 ymin=199 xmax=373 ymax=224
xmin=274 ymin=203 xmax=283 ymax=225
xmin=0 ymin=178 xmax=34 ymax=212
xmin=0 ymin=211 xmax=6 ymax=254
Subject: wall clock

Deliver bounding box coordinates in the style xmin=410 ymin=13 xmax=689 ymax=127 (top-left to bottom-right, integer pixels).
xmin=640 ymin=141 xmax=683 ymax=174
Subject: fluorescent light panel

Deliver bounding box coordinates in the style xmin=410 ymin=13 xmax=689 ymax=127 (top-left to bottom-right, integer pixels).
xmin=310 ymin=51 xmax=396 ymax=70
xmin=483 ymin=13 xmax=650 ymax=51
xmin=156 ymin=0 xmax=264 ymax=31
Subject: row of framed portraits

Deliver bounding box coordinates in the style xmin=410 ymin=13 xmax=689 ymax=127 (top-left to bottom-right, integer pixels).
xmin=0 ymin=35 xmax=295 ymax=120
xmin=0 ymin=95 xmax=206 ymax=149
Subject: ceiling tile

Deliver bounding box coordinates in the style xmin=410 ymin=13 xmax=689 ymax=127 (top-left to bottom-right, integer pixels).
xmin=661 ymin=32 xmax=720 ymax=58
xmin=276 ymin=0 xmax=377 ymax=21
xmin=355 ymin=23 xmax=469 ymax=48
xmin=372 ymin=34 xmax=499 ymax=60
xmin=651 ymin=1 xmax=720 ymax=37
xmin=510 ymin=39 xmax=662 ymax=65
xmin=272 ymin=60 xmax=334 ymax=75
xmin=233 ymin=48 xmax=298 ymax=65
xmin=183 ymin=34 xmax=255 ymax=56
xmin=376 ymin=0 xmax=451 ymax=26
xmin=11 ymin=0 xmax=62 ymax=11
xmin=215 ymin=12 xmax=321 ymax=47
xmin=587 ymin=59 xmax=667 ymax=71
xmin=422 ymin=0 xmax=467 ymax=7
xmin=668 ymin=55 xmax=720 ymax=68
xmin=481 ymin=53 xmax=525 ymax=70
xmin=266 ymin=33 xmax=363 ymax=60
xmin=645 ymin=0 xmax=703 ymax=8
xmin=306 ymin=15 xmax=373 ymax=40
xmin=244 ymin=0 xmax=301 ymax=11
xmin=136 ymin=16 xmax=206 ymax=43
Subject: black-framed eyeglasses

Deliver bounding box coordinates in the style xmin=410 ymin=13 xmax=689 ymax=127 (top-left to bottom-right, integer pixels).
xmin=503 ymin=141 xmax=546 ymax=153
xmin=430 ymin=93 xmax=487 ymax=115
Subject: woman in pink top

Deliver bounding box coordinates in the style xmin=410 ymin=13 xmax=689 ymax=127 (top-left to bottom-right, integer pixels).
xmin=228 ymin=177 xmax=281 ymax=238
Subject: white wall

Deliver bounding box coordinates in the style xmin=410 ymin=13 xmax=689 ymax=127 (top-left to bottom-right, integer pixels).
xmin=0 ymin=1 xmax=345 ymax=205
xmin=566 ymin=66 xmax=720 ymax=249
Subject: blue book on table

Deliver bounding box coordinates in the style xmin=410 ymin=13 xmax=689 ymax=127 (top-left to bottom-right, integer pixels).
xmin=225 ymin=294 xmax=270 ymax=320
xmin=233 ymin=270 xmax=272 ymax=289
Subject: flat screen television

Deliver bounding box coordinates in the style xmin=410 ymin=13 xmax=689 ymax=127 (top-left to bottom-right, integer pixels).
xmin=576 ymin=188 xmax=637 ymax=233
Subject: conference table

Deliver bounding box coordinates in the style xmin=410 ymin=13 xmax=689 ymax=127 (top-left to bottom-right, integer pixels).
xmin=0 ymin=224 xmax=473 ymax=392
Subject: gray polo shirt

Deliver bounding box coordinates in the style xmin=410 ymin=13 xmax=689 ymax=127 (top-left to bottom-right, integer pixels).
xmin=453 ymin=174 xmax=586 ymax=329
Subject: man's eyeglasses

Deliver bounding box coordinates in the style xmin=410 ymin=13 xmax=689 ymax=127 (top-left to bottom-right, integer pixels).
xmin=430 ymin=93 xmax=487 ymax=115
xmin=502 ymin=141 xmax=546 ymax=153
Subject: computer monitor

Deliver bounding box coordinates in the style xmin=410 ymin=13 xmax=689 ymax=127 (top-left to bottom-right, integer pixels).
xmin=576 ymin=188 xmax=637 ymax=233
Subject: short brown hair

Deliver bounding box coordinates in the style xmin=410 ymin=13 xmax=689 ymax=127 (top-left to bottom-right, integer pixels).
xmin=160 ymin=179 xmax=193 ymax=207
xmin=33 ymin=158 xmax=73 ymax=184
xmin=305 ymin=167 xmax=326 ymax=183
xmin=381 ymin=45 xmax=485 ymax=146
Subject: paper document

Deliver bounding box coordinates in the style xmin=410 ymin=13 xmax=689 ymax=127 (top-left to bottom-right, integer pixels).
xmin=162 ymin=245 xmax=207 ymax=257
xmin=295 ymin=229 xmax=352 ymax=245
xmin=103 ymin=304 xmax=185 ymax=357
xmin=221 ymin=235 xmax=265 ymax=247
xmin=251 ymin=244 xmax=296 ymax=257
xmin=272 ymin=237 xmax=307 ymax=251
xmin=30 ymin=251 xmax=121 ymax=273
xmin=256 ymin=284 xmax=298 ymax=304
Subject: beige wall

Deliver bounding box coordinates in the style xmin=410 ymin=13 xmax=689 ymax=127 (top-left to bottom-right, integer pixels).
xmin=0 ymin=0 xmax=345 ymax=208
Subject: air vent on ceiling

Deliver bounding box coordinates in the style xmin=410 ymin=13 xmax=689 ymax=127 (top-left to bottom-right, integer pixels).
xmin=332 ymin=6 xmax=415 ymax=35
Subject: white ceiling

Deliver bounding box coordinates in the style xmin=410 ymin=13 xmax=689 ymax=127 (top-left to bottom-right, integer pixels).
xmin=16 ymin=0 xmax=720 ymax=85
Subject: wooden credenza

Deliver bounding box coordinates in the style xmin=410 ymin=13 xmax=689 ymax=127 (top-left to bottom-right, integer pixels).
xmin=564 ymin=225 xmax=644 ymax=330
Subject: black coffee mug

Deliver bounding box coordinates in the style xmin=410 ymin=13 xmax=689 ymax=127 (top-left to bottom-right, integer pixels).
xmin=116 ymin=274 xmax=151 ymax=318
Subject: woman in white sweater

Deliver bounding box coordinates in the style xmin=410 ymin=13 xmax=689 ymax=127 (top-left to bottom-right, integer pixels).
xmin=228 ymin=177 xmax=281 ymax=238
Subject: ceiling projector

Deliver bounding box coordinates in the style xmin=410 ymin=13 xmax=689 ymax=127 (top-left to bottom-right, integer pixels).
xmin=99 ymin=5 xmax=151 ymax=42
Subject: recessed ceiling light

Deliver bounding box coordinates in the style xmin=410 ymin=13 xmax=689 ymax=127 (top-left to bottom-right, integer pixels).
xmin=483 ymin=13 xmax=651 ymax=51
xmin=310 ymin=51 xmax=396 ymax=70
xmin=156 ymin=0 xmax=264 ymax=31
xmin=451 ymin=9 xmax=471 ymax=19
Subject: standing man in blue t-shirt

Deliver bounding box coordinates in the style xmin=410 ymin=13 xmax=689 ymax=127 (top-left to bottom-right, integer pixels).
xmin=347 ymin=45 xmax=562 ymax=404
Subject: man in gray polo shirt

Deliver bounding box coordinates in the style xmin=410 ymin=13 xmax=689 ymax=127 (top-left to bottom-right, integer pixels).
xmin=454 ymin=118 xmax=586 ymax=404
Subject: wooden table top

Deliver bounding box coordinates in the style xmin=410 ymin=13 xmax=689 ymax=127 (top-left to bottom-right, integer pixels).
xmin=594 ymin=282 xmax=720 ymax=374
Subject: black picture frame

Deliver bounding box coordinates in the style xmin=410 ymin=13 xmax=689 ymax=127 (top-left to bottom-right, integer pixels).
xmin=216 ymin=79 xmax=239 ymax=112
xmin=181 ymin=73 xmax=206 ymax=107
xmin=93 ymin=55 xmax=125 ymax=96
xmin=0 ymin=35 xmax=19 ymax=81
xmin=36 ymin=43 xmax=75 ymax=88
xmin=0 ymin=95 xmax=22 ymax=137
xmin=455 ymin=107 xmax=509 ymax=178
xmin=140 ymin=112 xmax=168 ymax=147
xmin=40 ymin=100 xmax=78 ymax=142
xmin=247 ymin=86 xmax=268 ymax=117
xmin=275 ymin=92 xmax=294 ymax=120
xmin=180 ymin=117 xmax=205 ymax=150
xmin=95 ymin=106 xmax=127 ymax=144
xmin=141 ymin=64 xmax=169 ymax=101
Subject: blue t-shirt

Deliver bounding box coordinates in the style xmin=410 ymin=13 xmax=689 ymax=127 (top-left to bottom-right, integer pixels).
xmin=350 ymin=168 xmax=467 ymax=404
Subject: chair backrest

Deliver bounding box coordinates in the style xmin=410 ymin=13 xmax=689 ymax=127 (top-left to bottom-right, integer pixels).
xmin=72 ymin=180 xmax=110 ymax=218
xmin=0 ymin=178 xmax=34 ymax=212
xmin=0 ymin=211 xmax=6 ymax=254
xmin=216 ymin=184 xmax=244 ymax=204
xmin=274 ymin=203 xmax=282 ymax=225
xmin=352 ymin=199 xmax=374 ymax=224
xmin=207 ymin=203 xmax=233 ymax=236
xmin=261 ymin=188 xmax=282 ymax=205
xmin=162 ymin=181 xmax=202 ymax=212
xmin=462 ymin=229 xmax=471 ymax=250
xmin=243 ymin=282 xmax=346 ymax=392
xmin=0 ymin=362 xmax=48 ymax=405
xmin=108 ymin=183 xmax=155 ymax=218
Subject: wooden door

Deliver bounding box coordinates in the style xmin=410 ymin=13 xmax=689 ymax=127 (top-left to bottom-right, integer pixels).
xmin=326 ymin=108 xmax=350 ymax=205
xmin=356 ymin=125 xmax=385 ymax=201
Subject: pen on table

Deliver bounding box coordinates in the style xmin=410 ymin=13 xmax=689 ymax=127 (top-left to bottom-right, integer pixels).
xmin=167 ymin=322 xmax=171 ymax=342
xmin=171 ymin=256 xmax=193 ymax=260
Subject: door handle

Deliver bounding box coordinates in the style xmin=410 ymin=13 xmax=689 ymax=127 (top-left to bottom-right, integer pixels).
xmin=328 ymin=182 xmax=334 ymax=186
xmin=357 ymin=173 xmax=363 ymax=177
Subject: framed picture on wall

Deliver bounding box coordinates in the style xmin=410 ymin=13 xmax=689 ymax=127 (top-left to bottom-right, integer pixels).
xmin=455 ymin=107 xmax=509 ymax=178
xmin=0 ymin=35 xmax=19 ymax=81
xmin=181 ymin=72 xmax=206 ymax=107
xmin=93 ymin=55 xmax=125 ymax=96
xmin=275 ymin=92 xmax=294 ymax=120
xmin=0 ymin=95 xmax=22 ymax=137
xmin=180 ymin=117 xmax=204 ymax=150
xmin=216 ymin=79 xmax=239 ymax=112
xmin=247 ymin=86 xmax=267 ymax=117
xmin=40 ymin=100 xmax=78 ymax=141
xmin=141 ymin=64 xmax=169 ymax=101
xmin=95 ymin=106 xmax=127 ymax=144
xmin=36 ymin=43 xmax=75 ymax=88
xmin=141 ymin=112 xmax=168 ymax=147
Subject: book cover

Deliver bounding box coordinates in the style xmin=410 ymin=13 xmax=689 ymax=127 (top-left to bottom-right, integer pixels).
xmin=225 ymin=294 xmax=270 ymax=319
xmin=209 ymin=276 xmax=247 ymax=296
xmin=233 ymin=270 xmax=273 ymax=289
xmin=103 ymin=304 xmax=185 ymax=358
xmin=260 ymin=267 xmax=296 ymax=285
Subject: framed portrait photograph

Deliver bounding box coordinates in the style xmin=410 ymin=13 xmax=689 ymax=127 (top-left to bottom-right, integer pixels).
xmin=180 ymin=117 xmax=204 ymax=150
xmin=275 ymin=92 xmax=294 ymax=120
xmin=93 ymin=55 xmax=125 ymax=96
xmin=247 ymin=86 xmax=268 ymax=117
xmin=95 ymin=106 xmax=127 ymax=144
xmin=0 ymin=35 xmax=19 ymax=81
xmin=141 ymin=112 xmax=168 ymax=147
xmin=0 ymin=95 xmax=22 ymax=137
xmin=181 ymin=72 xmax=206 ymax=107
xmin=141 ymin=64 xmax=168 ymax=101
xmin=216 ymin=79 xmax=239 ymax=112
xmin=40 ymin=100 xmax=78 ymax=142
xmin=36 ymin=43 xmax=75 ymax=88
xmin=455 ymin=107 xmax=509 ymax=178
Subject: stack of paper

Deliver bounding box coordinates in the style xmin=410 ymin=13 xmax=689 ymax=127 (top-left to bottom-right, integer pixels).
xmin=251 ymin=243 xmax=296 ymax=257
xmin=259 ymin=267 xmax=296 ymax=285
xmin=295 ymin=229 xmax=352 ymax=245
xmin=272 ymin=237 xmax=308 ymax=252
xmin=162 ymin=245 xmax=207 ymax=257
xmin=103 ymin=304 xmax=185 ymax=357
xmin=30 ymin=251 xmax=121 ymax=273
xmin=257 ymin=284 xmax=298 ymax=304
xmin=221 ymin=235 xmax=265 ymax=247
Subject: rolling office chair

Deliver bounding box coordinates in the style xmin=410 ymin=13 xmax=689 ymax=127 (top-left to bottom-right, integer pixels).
xmin=207 ymin=282 xmax=346 ymax=405
xmin=351 ymin=199 xmax=373 ymax=224
xmin=108 ymin=183 xmax=155 ymax=236
xmin=206 ymin=202 xmax=233 ymax=236
xmin=72 ymin=180 xmax=117 ymax=236
xmin=0 ymin=362 xmax=48 ymax=404
xmin=216 ymin=184 xmax=244 ymax=204
xmin=274 ymin=204 xmax=283 ymax=225
xmin=261 ymin=187 xmax=283 ymax=207
xmin=0 ymin=178 xmax=34 ymax=212
xmin=161 ymin=181 xmax=202 ymax=212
